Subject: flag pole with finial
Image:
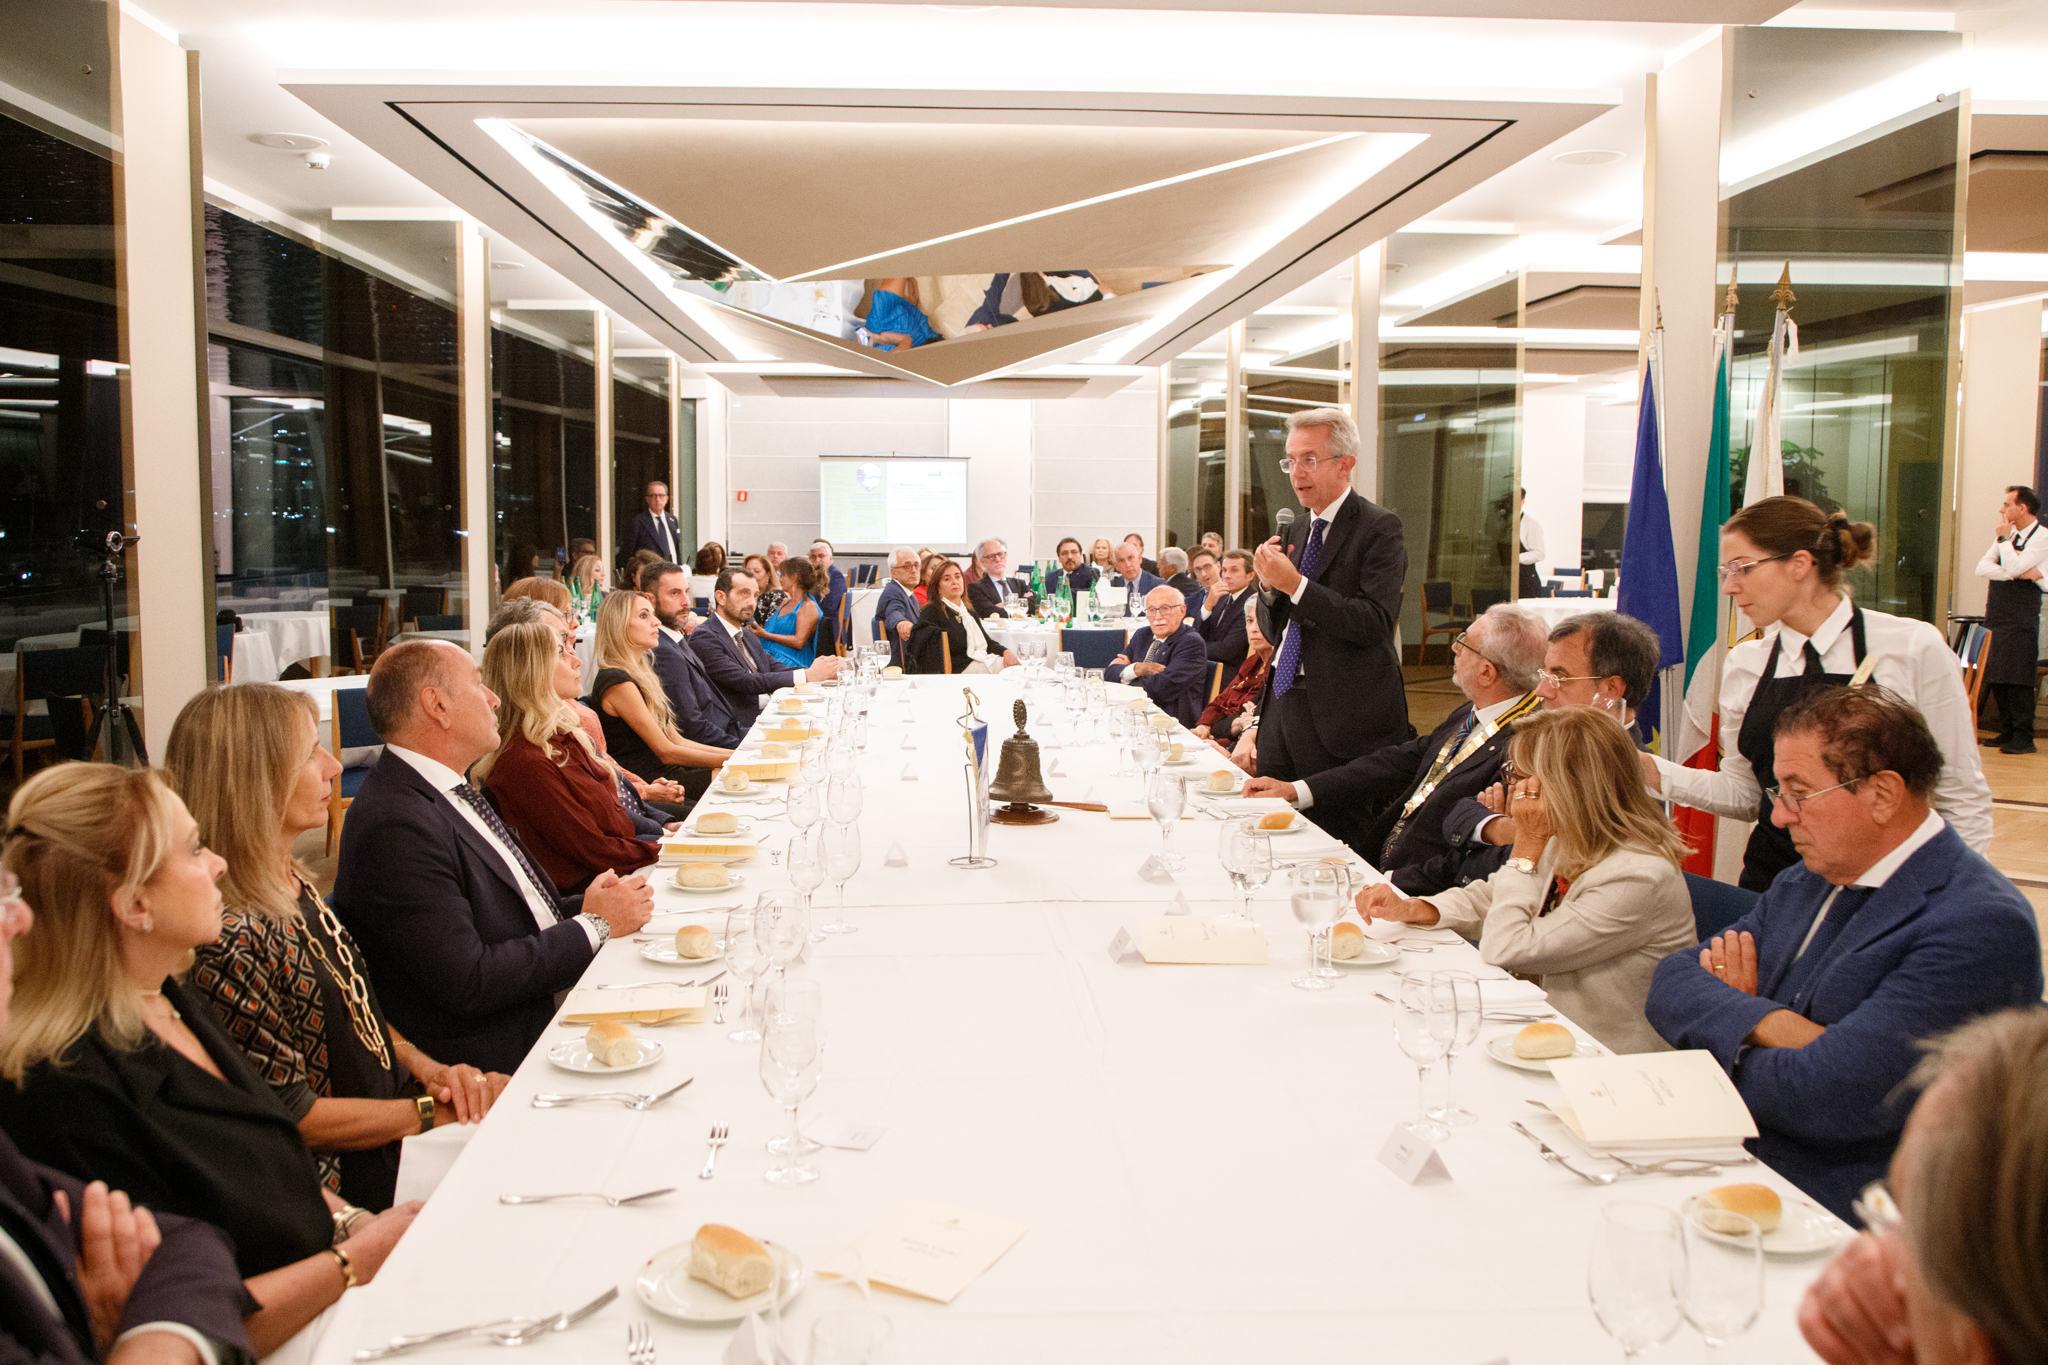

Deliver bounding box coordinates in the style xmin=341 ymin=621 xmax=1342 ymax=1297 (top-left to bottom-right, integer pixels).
xmin=1746 ymin=263 xmax=1795 ymax=504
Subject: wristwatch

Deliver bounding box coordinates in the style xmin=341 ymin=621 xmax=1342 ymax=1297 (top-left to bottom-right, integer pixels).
xmin=1508 ymin=855 xmax=1538 ymax=874
xmin=580 ymin=911 xmax=612 ymax=946
xmin=415 ymin=1094 xmax=436 ymax=1134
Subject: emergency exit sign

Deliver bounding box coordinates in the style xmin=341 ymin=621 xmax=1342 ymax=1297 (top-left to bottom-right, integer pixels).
xmin=736 ymin=490 xmax=748 ymax=503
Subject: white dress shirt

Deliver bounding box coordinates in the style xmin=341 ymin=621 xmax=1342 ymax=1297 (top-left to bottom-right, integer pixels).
xmin=1794 ymin=811 xmax=1946 ymax=962
xmin=1519 ymin=514 xmax=1545 ymax=565
xmin=386 ymin=744 xmax=602 ymax=947
xmin=1291 ymin=689 xmax=1521 ymax=810
xmin=1648 ymin=595 xmax=1993 ymax=854
xmin=1974 ymin=519 xmax=2048 ymax=592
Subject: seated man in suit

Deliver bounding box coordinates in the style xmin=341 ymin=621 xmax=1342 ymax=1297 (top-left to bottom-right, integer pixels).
xmin=1106 ymin=539 xmax=1164 ymax=612
xmin=965 ymin=537 xmax=1029 ymax=619
xmin=1105 ymin=585 xmax=1210 ymax=726
xmin=690 ymin=567 xmax=843 ymax=718
xmin=1191 ymin=548 xmax=1252 ymax=679
xmin=625 ymin=480 xmax=682 ymax=563
xmin=332 ymin=640 xmax=655 ymax=1074
xmin=1199 ymin=531 xmax=1224 ymax=558
xmin=1645 ymin=685 xmax=2043 ymax=1222
xmin=1245 ymin=603 xmax=1546 ymax=888
xmin=0 ymin=879 xmax=259 ymax=1365
xmin=1183 ymin=545 xmax=1220 ymax=609
xmin=1045 ymin=536 xmax=1096 ymax=597
xmin=1123 ymin=533 xmax=1159 ymax=576
xmin=645 ymin=563 xmax=747 ymax=749
xmin=1159 ymin=547 xmax=1199 ymax=597
xmin=876 ymin=547 xmax=922 ymax=665
xmin=807 ymin=540 xmax=848 ymax=656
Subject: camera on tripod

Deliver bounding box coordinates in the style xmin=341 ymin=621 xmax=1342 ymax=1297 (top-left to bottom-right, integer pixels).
xmin=75 ymin=529 xmax=130 ymax=558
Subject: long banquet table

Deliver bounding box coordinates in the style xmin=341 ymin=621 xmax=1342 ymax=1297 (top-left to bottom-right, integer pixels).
xmin=313 ymin=673 xmax=1829 ymax=1365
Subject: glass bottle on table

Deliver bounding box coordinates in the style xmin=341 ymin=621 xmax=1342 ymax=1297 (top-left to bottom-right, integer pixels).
xmin=759 ymin=1013 xmax=822 ymax=1186
xmin=819 ymin=820 xmax=862 ymax=935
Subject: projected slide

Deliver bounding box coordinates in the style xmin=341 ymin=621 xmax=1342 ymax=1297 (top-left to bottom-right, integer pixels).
xmin=819 ymin=457 xmax=967 ymax=550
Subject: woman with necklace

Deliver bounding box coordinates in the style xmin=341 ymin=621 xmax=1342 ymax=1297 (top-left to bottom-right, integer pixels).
xmin=164 ymin=684 xmax=509 ymax=1211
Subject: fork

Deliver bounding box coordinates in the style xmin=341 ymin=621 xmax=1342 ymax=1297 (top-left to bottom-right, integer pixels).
xmin=1509 ymin=1121 xmax=1618 ymax=1185
xmin=712 ymin=983 xmax=729 ymax=1024
xmin=698 ymin=1124 xmax=730 ymax=1180
xmin=498 ymin=1187 xmax=676 ymax=1207
xmin=531 ymin=1080 xmax=694 ymax=1110
xmin=626 ymin=1322 xmax=655 ymax=1365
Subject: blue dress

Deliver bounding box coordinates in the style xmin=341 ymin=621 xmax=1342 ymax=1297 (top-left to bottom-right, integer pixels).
xmin=863 ymin=290 xmax=940 ymax=352
xmin=760 ymin=600 xmax=816 ymax=669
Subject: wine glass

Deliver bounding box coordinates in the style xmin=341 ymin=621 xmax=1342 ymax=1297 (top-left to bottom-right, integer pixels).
xmin=758 ymin=891 xmax=807 ymax=980
xmin=826 ymin=736 xmax=857 ymax=778
xmin=787 ymin=828 xmax=827 ymax=943
xmin=799 ymin=740 xmax=829 ymax=786
xmin=1217 ymin=817 xmax=1273 ymax=921
xmin=819 ymin=821 xmax=862 ymax=935
xmin=1436 ymin=971 xmax=1485 ymax=1123
xmin=1588 ymin=1202 xmax=1685 ymax=1359
xmin=1287 ymin=863 xmax=1347 ymax=991
xmin=1681 ymin=1203 xmax=1765 ymax=1359
xmin=1055 ymin=649 xmax=1075 ymax=678
xmin=723 ymin=910 xmax=770 ymax=1044
xmin=788 ymin=780 xmax=822 ymax=834
xmin=759 ymin=1013 xmax=822 ymax=1185
xmin=1389 ymin=971 xmax=1453 ymax=1141
xmin=763 ymin=977 xmax=825 ymax=1157
xmin=827 ymin=773 xmax=863 ymax=825
xmin=1144 ymin=771 xmax=1186 ymax=871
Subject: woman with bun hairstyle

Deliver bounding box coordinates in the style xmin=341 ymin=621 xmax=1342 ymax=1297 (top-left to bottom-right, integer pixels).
xmin=1642 ymin=494 xmax=1991 ymax=889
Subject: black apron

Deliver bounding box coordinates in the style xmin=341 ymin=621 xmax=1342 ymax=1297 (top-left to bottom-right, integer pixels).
xmin=1983 ymin=526 xmax=2043 ymax=686
xmin=1735 ymin=608 xmax=1867 ymax=891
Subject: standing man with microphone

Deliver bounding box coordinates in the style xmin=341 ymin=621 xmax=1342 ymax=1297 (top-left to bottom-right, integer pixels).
xmin=1975 ymin=484 xmax=2048 ymax=754
xmin=1254 ymin=408 xmax=1409 ymax=846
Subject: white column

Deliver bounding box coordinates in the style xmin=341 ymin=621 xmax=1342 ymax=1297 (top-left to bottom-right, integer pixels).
xmin=593 ymin=309 xmax=615 ymax=570
xmin=456 ymin=220 xmax=492 ymax=656
xmin=1350 ymin=242 xmax=1383 ymax=500
xmin=113 ymin=12 xmax=210 ymax=759
xmin=667 ymin=354 xmax=686 ymax=555
xmin=1954 ymin=298 xmax=2048 ymax=616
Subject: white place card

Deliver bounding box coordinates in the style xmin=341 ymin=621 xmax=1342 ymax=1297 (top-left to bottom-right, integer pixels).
xmin=901 ymin=732 xmax=917 ymax=749
xmin=884 ymin=841 xmax=909 ymax=867
xmin=1166 ymin=889 xmax=1192 ymax=916
xmin=1106 ymin=926 xmax=1141 ymax=963
xmin=1136 ymin=854 xmax=1176 ymax=884
xmin=804 ymin=1114 xmax=887 ymax=1151
xmin=1135 ymin=916 xmax=1267 ymax=965
xmin=1376 ymin=1124 xmax=1453 ymax=1184
xmin=852 ymin=1203 xmax=1028 ymax=1305
xmin=900 ymin=763 xmax=919 ymax=782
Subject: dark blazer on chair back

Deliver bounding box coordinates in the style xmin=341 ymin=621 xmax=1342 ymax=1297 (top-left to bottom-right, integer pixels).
xmin=331 ymin=751 xmax=598 ymax=1074
xmin=1257 ymin=492 xmax=1409 ymax=759
xmin=689 ymin=617 xmax=799 ymax=717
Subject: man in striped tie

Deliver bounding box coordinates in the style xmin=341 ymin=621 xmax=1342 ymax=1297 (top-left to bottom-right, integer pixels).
xmin=1252 ymin=408 xmax=1409 ymax=847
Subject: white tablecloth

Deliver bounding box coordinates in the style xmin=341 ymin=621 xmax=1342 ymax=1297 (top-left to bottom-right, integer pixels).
xmin=1518 ymin=597 xmax=1616 ymax=629
xmin=309 ymin=674 xmax=1829 ymax=1365
xmin=229 ymin=631 xmax=279 ymax=683
xmin=242 ymin=611 xmax=332 ymax=670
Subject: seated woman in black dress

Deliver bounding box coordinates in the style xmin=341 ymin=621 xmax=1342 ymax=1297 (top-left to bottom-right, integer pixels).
xmin=588 ymin=588 xmax=732 ymax=802
xmin=909 ymin=559 xmax=1020 ymax=674
xmin=164 ymin=683 xmax=510 ymax=1213
xmin=0 ymin=763 xmax=419 ymax=1357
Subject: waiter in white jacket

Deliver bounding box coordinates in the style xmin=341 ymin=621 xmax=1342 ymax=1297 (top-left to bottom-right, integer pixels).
xmin=1974 ymin=484 xmax=2048 ymax=754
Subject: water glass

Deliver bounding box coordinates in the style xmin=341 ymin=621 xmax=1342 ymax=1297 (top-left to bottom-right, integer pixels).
xmin=1389 ymin=971 xmax=1454 ymax=1141
xmin=1437 ymin=971 xmax=1485 ymax=1123
xmin=827 ymin=774 xmax=864 ymax=824
xmin=1681 ymin=1204 xmax=1764 ymax=1358
xmin=723 ymin=910 xmax=771 ymax=1044
xmin=757 ymin=892 xmax=807 ymax=979
xmin=759 ymin=1013 xmax=822 ymax=1185
xmin=763 ymin=977 xmax=825 ymax=1156
xmin=820 ymin=821 xmax=862 ymax=935
xmin=1055 ymin=650 xmax=1075 ymax=678
xmin=1588 ymin=1202 xmax=1685 ymax=1358
xmin=1144 ymin=771 xmax=1186 ymax=871
xmin=826 ymin=736 xmax=857 ymax=778
xmin=1286 ymin=863 xmax=1347 ymax=991
xmin=788 ymin=780 xmax=822 ymax=832
xmin=788 ymin=828 xmax=826 ymax=940
xmin=1216 ymin=817 xmax=1273 ymax=920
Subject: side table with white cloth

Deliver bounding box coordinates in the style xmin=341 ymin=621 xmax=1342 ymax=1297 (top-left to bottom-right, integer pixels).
xmin=306 ymin=673 xmax=1836 ymax=1365
xmin=1518 ymin=597 xmax=1617 ymax=632
xmin=238 ymin=610 xmax=332 ymax=674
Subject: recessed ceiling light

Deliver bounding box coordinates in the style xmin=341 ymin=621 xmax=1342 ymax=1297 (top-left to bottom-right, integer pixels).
xmin=490 ymin=260 xmax=523 ymax=270
xmin=251 ymin=133 xmax=329 ymax=152
xmin=1552 ymin=149 xmax=1626 ymax=166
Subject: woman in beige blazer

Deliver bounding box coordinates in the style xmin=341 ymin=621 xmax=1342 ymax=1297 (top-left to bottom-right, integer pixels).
xmin=1361 ymin=707 xmax=1694 ymax=1055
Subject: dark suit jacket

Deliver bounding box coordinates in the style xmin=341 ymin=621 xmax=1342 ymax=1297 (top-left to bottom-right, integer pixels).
xmin=1163 ymin=572 xmax=1199 ymax=597
xmin=626 ymin=509 xmax=682 ymax=563
xmin=874 ymin=580 xmax=921 ymax=665
xmin=1308 ymin=699 xmax=1519 ymax=894
xmin=1646 ymin=824 xmax=2044 ymax=1221
xmin=1193 ymin=585 xmax=1250 ymax=678
xmin=1109 ymin=570 xmax=1165 ymax=598
xmin=907 ymin=600 xmax=986 ymax=674
xmin=690 ymin=617 xmax=799 ymax=716
xmin=0 ymin=980 xmax=332 ymax=1280
xmin=1045 ymin=564 xmax=1097 ymax=597
xmin=332 ymin=752 xmax=598 ymax=1074
xmin=1258 ymin=491 xmax=1409 ymax=759
xmin=651 ymin=630 xmax=744 ymax=747
xmin=965 ymin=574 xmax=1028 ymax=620
xmin=1105 ymin=624 xmax=1209 ymax=726
xmin=814 ymin=565 xmax=848 ymax=654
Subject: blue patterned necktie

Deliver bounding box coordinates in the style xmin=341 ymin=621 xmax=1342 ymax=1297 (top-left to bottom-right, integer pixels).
xmin=451 ymin=782 xmax=557 ymax=918
xmin=1270 ymin=516 xmax=1327 ymax=698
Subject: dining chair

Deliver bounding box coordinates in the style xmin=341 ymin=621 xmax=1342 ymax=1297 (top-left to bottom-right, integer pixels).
xmin=327 ymin=687 xmax=379 ymax=856
xmin=1207 ymin=661 xmax=1227 ymax=702
xmin=1417 ymin=581 xmax=1466 ymax=664
xmin=1959 ymin=624 xmax=1992 ymax=716
xmin=217 ymin=622 xmax=235 ymax=682
xmin=13 ymin=646 xmax=104 ymax=781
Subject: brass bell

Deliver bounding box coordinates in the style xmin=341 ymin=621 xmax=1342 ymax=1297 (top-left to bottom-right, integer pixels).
xmin=989 ymin=700 xmax=1057 ymax=825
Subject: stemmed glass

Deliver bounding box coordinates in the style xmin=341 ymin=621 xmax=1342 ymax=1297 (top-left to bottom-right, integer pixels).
xmin=723 ymin=909 xmax=771 ymax=1044
xmin=1389 ymin=971 xmax=1455 ymax=1141
xmin=788 ymin=828 xmax=826 ymax=943
xmin=1436 ymin=971 xmax=1485 ymax=1123
xmin=798 ymin=741 xmax=828 ymax=786
xmin=759 ymin=1012 xmax=822 ymax=1185
xmin=827 ymin=774 xmax=863 ymax=825
xmin=1054 ymin=650 xmax=1075 ymax=678
xmin=1588 ymin=1202 xmax=1686 ymax=1360
xmin=1217 ymin=817 xmax=1273 ymax=921
xmin=788 ymin=780 xmax=822 ymax=834
xmin=819 ymin=821 xmax=862 ymax=935
xmin=1681 ymin=1204 xmax=1765 ymax=1359
xmin=1287 ymin=863 xmax=1347 ymax=991
xmin=825 ymin=735 xmax=857 ymax=778
xmin=764 ymin=977 xmax=825 ymax=1157
xmin=758 ymin=892 xmax=807 ymax=980
xmin=1144 ymin=771 xmax=1186 ymax=871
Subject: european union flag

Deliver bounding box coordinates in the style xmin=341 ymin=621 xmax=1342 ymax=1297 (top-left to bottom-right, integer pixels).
xmin=1616 ymin=362 xmax=1684 ymax=753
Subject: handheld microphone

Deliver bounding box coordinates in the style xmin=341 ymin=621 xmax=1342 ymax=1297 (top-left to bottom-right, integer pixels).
xmin=1274 ymin=508 xmax=1296 ymax=535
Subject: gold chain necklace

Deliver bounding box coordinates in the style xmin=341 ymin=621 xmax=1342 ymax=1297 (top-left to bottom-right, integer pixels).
xmin=293 ymin=878 xmax=392 ymax=1070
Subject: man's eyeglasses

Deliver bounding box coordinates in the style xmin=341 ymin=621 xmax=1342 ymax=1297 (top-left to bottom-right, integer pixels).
xmin=1278 ymin=455 xmax=1344 ymax=474
xmin=1451 ymin=632 xmax=1500 ymax=669
xmin=1717 ymin=552 xmax=1793 ymax=583
xmin=1537 ymin=668 xmax=1608 ymax=690
xmin=1765 ymin=774 xmax=1866 ymax=814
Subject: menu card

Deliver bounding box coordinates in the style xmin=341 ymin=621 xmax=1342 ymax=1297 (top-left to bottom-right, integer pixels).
xmin=559 ymin=985 xmax=707 ymax=1025
xmin=1546 ymin=1050 xmax=1758 ymax=1148
xmin=851 ymin=1203 xmax=1027 ymax=1304
xmin=661 ymin=831 xmax=761 ymax=860
xmin=1135 ymin=916 xmax=1267 ymax=965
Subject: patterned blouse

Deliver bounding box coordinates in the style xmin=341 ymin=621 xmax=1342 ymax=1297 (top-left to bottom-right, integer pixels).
xmin=188 ymin=882 xmax=409 ymax=1208
xmin=1198 ymin=654 xmax=1270 ymax=732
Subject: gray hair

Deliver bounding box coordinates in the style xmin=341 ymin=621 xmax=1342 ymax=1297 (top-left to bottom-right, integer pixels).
xmin=977 ymin=537 xmax=1007 ymax=561
xmin=1550 ymin=612 xmax=1664 ymax=708
xmin=485 ymin=596 xmax=567 ymax=643
xmin=890 ymin=546 xmax=917 ymax=567
xmin=1159 ymin=547 xmax=1189 ymax=573
xmin=1475 ymin=603 xmax=1547 ymax=691
xmin=1283 ymin=407 xmax=1359 ymax=462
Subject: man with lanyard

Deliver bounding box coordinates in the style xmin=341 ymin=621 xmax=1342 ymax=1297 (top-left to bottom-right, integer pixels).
xmin=1973 ymin=484 xmax=2048 ymax=754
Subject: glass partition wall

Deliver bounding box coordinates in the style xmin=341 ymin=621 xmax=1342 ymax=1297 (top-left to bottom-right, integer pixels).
xmin=1162 ymin=355 xmax=1224 ymax=553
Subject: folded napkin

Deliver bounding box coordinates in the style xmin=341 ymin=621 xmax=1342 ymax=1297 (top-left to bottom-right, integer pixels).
xmin=393 ymin=1123 xmax=475 ymax=1204
xmin=1537 ymin=1107 xmax=1751 ymax=1165
xmin=1203 ymin=798 xmax=1294 ymax=817
xmin=1470 ymin=978 xmax=1550 ymax=1007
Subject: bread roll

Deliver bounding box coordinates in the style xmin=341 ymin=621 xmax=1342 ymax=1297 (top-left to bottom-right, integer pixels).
xmin=1256 ymin=811 xmax=1295 ymax=831
xmin=1700 ymin=1184 xmax=1782 ymax=1234
xmin=882 ymin=666 xmax=903 ymax=678
xmin=673 ymin=924 xmax=716 ymax=959
xmin=696 ymin=811 xmax=739 ymax=835
xmin=687 ymin=1224 xmax=775 ymax=1300
xmin=794 ymin=682 xmax=816 ymax=695
xmin=721 ymin=768 xmax=752 ymax=792
xmin=676 ymin=863 xmax=729 ymax=890
xmin=1148 ymin=714 xmax=1176 ymax=732
xmin=1169 ymin=742 xmax=1184 ymax=762
xmin=1512 ymin=1022 xmax=1576 ymax=1060
xmin=1203 ymin=770 xmax=1238 ymax=793
xmin=584 ymin=1020 xmax=640 ymax=1068
xmin=1329 ymin=922 xmax=1364 ymax=960
xmin=777 ymin=697 xmax=805 ymax=713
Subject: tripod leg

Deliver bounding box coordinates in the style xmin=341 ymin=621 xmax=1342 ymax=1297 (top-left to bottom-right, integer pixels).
xmin=120 ymin=705 xmax=148 ymax=766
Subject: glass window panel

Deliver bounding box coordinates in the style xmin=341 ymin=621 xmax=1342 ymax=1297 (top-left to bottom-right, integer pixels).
xmin=1163 ymin=357 xmax=1223 ymax=553
xmin=1242 ymin=369 xmax=1339 ymax=545
xmin=611 ymin=370 xmax=671 ymax=578
xmin=492 ymin=327 xmax=595 ymax=587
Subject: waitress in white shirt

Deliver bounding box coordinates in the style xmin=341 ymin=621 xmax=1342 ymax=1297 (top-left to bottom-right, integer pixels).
xmin=1641 ymin=494 xmax=1992 ymax=890
xmin=1973 ymin=484 xmax=2048 ymax=754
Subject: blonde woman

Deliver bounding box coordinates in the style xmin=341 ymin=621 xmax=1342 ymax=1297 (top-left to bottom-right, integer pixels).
xmin=588 ymin=589 xmax=731 ymax=801
xmin=481 ymin=620 xmax=657 ymax=891
xmin=164 ymin=684 xmax=506 ymax=1215
xmin=568 ymin=554 xmax=605 ymax=599
xmin=1089 ymin=537 xmax=1115 ymax=572
xmin=0 ymin=764 xmax=419 ymax=1356
xmin=1361 ymin=707 xmax=1694 ymax=1054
